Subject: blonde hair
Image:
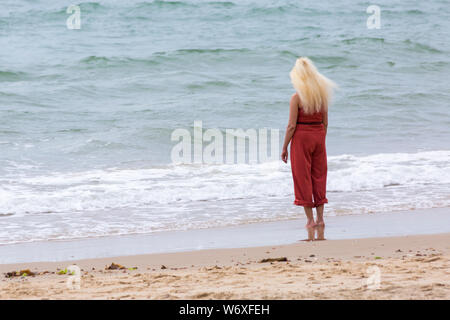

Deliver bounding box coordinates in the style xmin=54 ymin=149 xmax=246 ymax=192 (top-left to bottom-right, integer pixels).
xmin=290 ymin=57 xmax=336 ymax=114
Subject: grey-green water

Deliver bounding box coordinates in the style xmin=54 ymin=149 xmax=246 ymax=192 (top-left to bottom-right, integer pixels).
xmin=0 ymin=0 xmax=449 ymax=244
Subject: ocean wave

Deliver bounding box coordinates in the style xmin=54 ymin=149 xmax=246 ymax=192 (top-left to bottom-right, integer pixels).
xmin=63 ymin=138 xmax=139 ymax=154
xmin=136 ymin=0 xmax=195 ymax=9
xmin=0 ymin=150 xmax=449 ymax=216
xmin=76 ymin=48 xmax=252 ymax=69
xmin=0 ymin=70 xmax=28 ymax=82
xmin=165 ymin=48 xmax=251 ymax=55
xmin=79 ymin=2 xmax=104 ymax=10
xmin=136 ymin=1 xmax=297 ymax=14
xmin=80 ymin=56 xmax=111 ymax=64
xmin=342 ymin=37 xmax=385 ymax=45
xmin=248 ymin=5 xmax=290 ymax=15
xmin=402 ymin=39 xmax=443 ymax=54
xmin=205 ymin=1 xmax=236 ymax=7
xmin=0 ymin=150 xmax=449 ymax=244
xmin=5 ymin=2 xmax=106 ymax=22
xmin=64 ymin=2 xmax=106 ymax=13
xmin=419 ymin=60 xmax=450 ymax=71
xmin=306 ymin=55 xmax=348 ymax=66
xmin=383 ymin=9 xmax=425 ymax=15
xmin=187 ymin=80 xmax=234 ymax=90
xmin=136 ymin=0 xmax=236 ymax=9
xmin=79 ymin=55 xmax=160 ymax=69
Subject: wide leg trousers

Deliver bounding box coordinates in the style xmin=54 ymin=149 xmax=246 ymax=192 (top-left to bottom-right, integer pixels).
xmin=290 ymin=124 xmax=328 ymax=207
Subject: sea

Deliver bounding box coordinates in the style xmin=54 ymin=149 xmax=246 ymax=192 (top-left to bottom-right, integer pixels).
xmin=0 ymin=0 xmax=449 ymax=244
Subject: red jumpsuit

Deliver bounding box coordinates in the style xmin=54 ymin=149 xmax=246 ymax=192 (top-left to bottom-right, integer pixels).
xmin=290 ymin=108 xmax=328 ymax=207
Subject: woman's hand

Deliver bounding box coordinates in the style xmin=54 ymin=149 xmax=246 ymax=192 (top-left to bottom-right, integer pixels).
xmin=281 ymin=148 xmax=288 ymax=163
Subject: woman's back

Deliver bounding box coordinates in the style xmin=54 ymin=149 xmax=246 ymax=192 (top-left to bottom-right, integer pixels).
xmin=297 ymin=106 xmax=323 ymax=123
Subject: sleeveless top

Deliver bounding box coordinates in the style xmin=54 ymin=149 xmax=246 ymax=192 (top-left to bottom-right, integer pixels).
xmin=297 ymin=107 xmax=323 ymax=123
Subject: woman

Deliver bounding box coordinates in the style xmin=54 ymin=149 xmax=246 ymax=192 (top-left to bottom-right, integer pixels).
xmin=281 ymin=57 xmax=336 ymax=241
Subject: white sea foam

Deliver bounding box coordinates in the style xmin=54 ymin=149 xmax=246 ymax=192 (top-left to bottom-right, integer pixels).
xmin=0 ymin=150 xmax=449 ymax=244
xmin=1 ymin=150 xmax=449 ymax=215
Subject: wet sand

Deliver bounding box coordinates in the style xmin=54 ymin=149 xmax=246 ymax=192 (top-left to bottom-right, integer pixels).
xmin=1 ymin=207 xmax=449 ymax=264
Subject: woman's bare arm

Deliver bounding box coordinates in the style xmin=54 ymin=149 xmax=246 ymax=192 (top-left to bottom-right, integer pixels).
xmin=322 ymin=109 xmax=328 ymax=135
xmin=281 ymin=94 xmax=299 ymax=163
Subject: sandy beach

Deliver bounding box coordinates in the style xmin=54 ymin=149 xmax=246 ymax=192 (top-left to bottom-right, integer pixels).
xmin=1 ymin=232 xmax=449 ymax=300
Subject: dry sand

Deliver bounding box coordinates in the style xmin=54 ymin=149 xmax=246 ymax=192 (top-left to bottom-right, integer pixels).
xmin=1 ymin=233 xmax=449 ymax=300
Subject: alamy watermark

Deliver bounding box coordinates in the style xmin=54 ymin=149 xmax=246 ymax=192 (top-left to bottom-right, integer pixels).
xmin=66 ymin=265 xmax=81 ymax=290
xmin=65 ymin=5 xmax=380 ymax=30
xmin=366 ymin=5 xmax=381 ymax=29
xmin=171 ymin=121 xmax=280 ymax=164
xmin=66 ymin=5 xmax=81 ymax=30
xmin=364 ymin=265 xmax=381 ymax=290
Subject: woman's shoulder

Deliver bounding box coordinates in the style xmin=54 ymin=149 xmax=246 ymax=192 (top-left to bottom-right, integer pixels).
xmin=290 ymin=93 xmax=300 ymax=106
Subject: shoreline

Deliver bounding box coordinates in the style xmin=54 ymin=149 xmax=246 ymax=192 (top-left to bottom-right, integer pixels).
xmin=1 ymin=207 xmax=449 ymax=265
xmin=1 ymin=207 xmax=449 ymax=299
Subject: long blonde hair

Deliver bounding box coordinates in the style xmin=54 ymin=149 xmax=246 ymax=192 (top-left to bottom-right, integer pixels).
xmin=290 ymin=57 xmax=336 ymax=114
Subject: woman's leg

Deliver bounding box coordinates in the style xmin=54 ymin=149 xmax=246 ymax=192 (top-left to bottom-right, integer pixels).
xmin=315 ymin=204 xmax=326 ymax=240
xmin=291 ymin=130 xmax=316 ymax=240
xmin=316 ymin=204 xmax=325 ymax=225
xmin=304 ymin=206 xmax=315 ymax=226
xmin=311 ymin=130 xmax=327 ymax=240
xmin=303 ymin=206 xmax=316 ymax=241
